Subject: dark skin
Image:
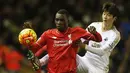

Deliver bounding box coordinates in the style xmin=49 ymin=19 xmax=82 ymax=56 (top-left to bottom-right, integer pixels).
xmin=88 ymin=26 xmax=96 ymax=35
xmin=55 ymin=13 xmax=68 ymax=32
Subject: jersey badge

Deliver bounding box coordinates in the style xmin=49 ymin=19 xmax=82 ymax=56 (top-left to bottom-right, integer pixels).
xmin=52 ymin=36 xmax=57 ymax=39
xmin=104 ymin=37 xmax=108 ymax=41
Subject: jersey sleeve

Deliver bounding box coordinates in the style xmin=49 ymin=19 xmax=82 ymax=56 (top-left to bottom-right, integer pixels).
xmin=92 ymin=32 xmax=102 ymax=42
xmin=35 ymin=45 xmax=47 ymax=57
xmin=29 ymin=32 xmax=47 ymax=53
xmin=86 ymin=22 xmax=102 ymax=42
xmin=86 ymin=32 xmax=120 ymax=56
xmin=73 ymin=27 xmax=94 ymax=40
xmin=76 ymin=27 xmax=102 ymax=42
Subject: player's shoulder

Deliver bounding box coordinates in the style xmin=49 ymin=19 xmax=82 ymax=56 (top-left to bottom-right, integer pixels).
xmin=45 ymin=29 xmax=57 ymax=33
xmin=110 ymin=26 xmax=121 ymax=40
xmin=107 ymin=27 xmax=121 ymax=47
xmin=113 ymin=27 xmax=121 ymax=38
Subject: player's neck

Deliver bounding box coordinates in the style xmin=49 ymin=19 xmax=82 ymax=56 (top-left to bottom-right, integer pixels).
xmin=102 ymin=22 xmax=113 ymax=32
xmin=57 ymin=27 xmax=69 ymax=34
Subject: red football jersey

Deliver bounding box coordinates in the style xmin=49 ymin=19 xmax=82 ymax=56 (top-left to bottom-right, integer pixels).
xmin=35 ymin=45 xmax=47 ymax=57
xmin=30 ymin=27 xmax=102 ymax=73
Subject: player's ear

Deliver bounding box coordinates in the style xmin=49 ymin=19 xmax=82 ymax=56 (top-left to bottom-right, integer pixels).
xmin=67 ymin=16 xmax=70 ymax=24
xmin=113 ymin=17 xmax=117 ymax=21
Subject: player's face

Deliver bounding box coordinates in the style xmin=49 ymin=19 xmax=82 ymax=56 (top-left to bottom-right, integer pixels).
xmin=55 ymin=13 xmax=68 ymax=32
xmin=102 ymin=11 xmax=116 ymax=27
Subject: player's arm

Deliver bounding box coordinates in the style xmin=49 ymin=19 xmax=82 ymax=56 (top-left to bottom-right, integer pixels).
xmin=82 ymin=22 xmax=102 ymax=42
xmin=22 ymin=21 xmax=44 ymax=72
xmin=26 ymin=50 xmax=41 ymax=71
xmin=35 ymin=45 xmax=47 ymax=57
xmin=29 ymin=37 xmax=46 ymax=53
xmin=85 ymin=33 xmax=120 ymax=56
xmin=39 ymin=54 xmax=49 ymax=66
xmin=25 ymin=30 xmax=47 ymax=53
xmin=35 ymin=46 xmax=48 ymax=66
xmin=87 ymin=26 xmax=102 ymax=42
xmin=80 ymin=26 xmax=102 ymax=44
xmin=25 ymin=34 xmax=47 ymax=71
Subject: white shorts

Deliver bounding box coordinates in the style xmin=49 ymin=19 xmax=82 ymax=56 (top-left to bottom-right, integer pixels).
xmin=76 ymin=55 xmax=108 ymax=73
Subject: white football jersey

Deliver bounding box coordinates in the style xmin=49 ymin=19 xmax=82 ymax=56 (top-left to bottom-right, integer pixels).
xmin=77 ymin=22 xmax=121 ymax=73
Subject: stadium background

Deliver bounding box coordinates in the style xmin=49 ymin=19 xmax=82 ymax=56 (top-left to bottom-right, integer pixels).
xmin=0 ymin=0 xmax=130 ymax=73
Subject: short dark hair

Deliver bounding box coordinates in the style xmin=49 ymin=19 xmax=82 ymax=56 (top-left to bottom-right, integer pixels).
xmin=102 ymin=2 xmax=120 ymax=28
xmin=57 ymin=9 xmax=69 ymax=18
xmin=102 ymin=2 xmax=119 ymax=17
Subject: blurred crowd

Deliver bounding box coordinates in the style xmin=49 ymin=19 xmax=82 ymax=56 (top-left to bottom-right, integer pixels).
xmin=0 ymin=0 xmax=130 ymax=73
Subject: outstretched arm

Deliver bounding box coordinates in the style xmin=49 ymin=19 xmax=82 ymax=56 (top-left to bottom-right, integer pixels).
xmin=35 ymin=45 xmax=47 ymax=57
xmin=20 ymin=21 xmax=46 ymax=73
xmin=28 ymin=31 xmax=47 ymax=53
xmin=85 ymin=33 xmax=120 ymax=56
xmin=80 ymin=26 xmax=102 ymax=45
xmin=24 ymin=49 xmax=42 ymax=73
xmin=75 ymin=27 xmax=102 ymax=44
xmin=87 ymin=26 xmax=102 ymax=42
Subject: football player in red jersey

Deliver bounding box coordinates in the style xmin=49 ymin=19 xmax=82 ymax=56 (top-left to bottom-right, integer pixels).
xmin=23 ymin=9 xmax=102 ymax=73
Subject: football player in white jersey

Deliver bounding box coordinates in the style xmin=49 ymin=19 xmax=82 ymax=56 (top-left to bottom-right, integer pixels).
xmin=39 ymin=2 xmax=121 ymax=73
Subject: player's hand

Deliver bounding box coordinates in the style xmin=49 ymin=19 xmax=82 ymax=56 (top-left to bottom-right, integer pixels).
xmin=88 ymin=26 xmax=96 ymax=34
xmin=27 ymin=50 xmax=41 ymax=71
xmin=23 ymin=21 xmax=33 ymax=29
